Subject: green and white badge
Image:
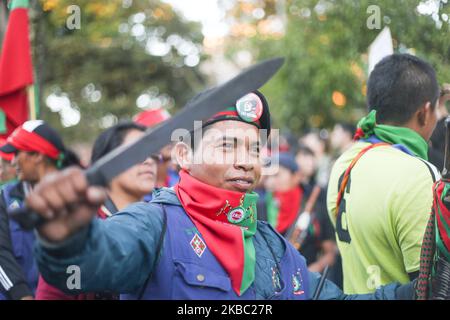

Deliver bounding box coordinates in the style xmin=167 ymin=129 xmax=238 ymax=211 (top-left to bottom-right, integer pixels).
xmin=227 ymin=206 xmax=246 ymax=224
xmin=236 ymin=93 xmax=263 ymax=123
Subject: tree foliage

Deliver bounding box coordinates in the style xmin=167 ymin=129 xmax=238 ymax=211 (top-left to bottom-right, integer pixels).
xmin=224 ymin=0 xmax=450 ymax=133
xmin=31 ymin=0 xmax=206 ymax=144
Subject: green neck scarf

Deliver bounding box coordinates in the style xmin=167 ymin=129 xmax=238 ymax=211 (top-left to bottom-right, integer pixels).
xmin=355 ymin=110 xmax=429 ymax=160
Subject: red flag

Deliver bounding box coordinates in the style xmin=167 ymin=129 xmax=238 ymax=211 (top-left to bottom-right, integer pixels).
xmin=0 ymin=0 xmax=33 ymax=138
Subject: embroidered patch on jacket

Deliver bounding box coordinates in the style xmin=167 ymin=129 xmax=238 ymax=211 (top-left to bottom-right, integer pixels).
xmin=8 ymin=200 xmax=20 ymax=210
xmin=271 ymin=267 xmax=282 ymax=294
xmin=292 ymin=269 xmax=305 ymax=295
xmin=190 ymin=233 xmax=207 ymax=258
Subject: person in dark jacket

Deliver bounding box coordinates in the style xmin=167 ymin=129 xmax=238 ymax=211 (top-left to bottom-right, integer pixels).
xmin=0 ymin=120 xmax=81 ymax=300
xmin=427 ymin=83 xmax=450 ymax=171
xmin=27 ymin=91 xmax=435 ymax=299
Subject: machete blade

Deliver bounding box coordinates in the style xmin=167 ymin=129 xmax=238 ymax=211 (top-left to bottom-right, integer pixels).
xmin=10 ymin=57 xmax=284 ymax=230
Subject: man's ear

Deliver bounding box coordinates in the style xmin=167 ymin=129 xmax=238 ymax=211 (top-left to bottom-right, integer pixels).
xmin=173 ymin=142 xmax=193 ymax=171
xmin=416 ymin=102 xmax=433 ymax=127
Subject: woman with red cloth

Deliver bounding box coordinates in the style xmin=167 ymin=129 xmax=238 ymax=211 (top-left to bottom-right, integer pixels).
xmin=0 ymin=120 xmax=81 ymax=300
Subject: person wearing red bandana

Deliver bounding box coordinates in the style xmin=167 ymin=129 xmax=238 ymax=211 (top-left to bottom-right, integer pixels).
xmin=29 ymin=90 xmax=420 ymax=300
xmin=35 ymin=121 xmax=158 ymax=300
xmin=0 ymin=120 xmax=81 ymax=300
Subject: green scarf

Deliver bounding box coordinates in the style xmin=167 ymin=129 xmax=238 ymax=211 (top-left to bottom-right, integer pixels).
xmin=355 ymin=110 xmax=429 ymax=160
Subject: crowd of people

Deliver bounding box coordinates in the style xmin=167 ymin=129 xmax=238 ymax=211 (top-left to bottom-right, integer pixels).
xmin=0 ymin=53 xmax=450 ymax=300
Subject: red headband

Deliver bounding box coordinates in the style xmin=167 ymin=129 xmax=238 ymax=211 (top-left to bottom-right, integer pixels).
xmin=7 ymin=127 xmax=61 ymax=160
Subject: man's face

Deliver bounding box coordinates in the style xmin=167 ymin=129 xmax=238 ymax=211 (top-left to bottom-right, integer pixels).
xmin=12 ymin=151 xmax=39 ymax=183
xmin=187 ymin=120 xmax=262 ymax=193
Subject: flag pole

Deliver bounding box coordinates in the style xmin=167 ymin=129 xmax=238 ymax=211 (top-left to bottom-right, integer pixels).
xmin=27 ymin=85 xmax=36 ymax=120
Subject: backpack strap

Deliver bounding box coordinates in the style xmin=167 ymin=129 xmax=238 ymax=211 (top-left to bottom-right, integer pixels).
xmin=335 ymin=142 xmax=389 ymax=217
xmin=417 ymin=158 xmax=440 ymax=183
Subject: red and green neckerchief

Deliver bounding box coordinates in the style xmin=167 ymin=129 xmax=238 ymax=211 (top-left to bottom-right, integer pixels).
xmin=174 ymin=169 xmax=258 ymax=296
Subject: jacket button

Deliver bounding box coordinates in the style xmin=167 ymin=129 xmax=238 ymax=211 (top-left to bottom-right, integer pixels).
xmin=196 ymin=274 xmax=205 ymax=282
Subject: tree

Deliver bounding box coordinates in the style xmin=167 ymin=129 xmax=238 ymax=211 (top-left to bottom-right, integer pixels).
xmin=32 ymin=0 xmax=206 ymax=144
xmin=223 ymin=0 xmax=450 ymax=133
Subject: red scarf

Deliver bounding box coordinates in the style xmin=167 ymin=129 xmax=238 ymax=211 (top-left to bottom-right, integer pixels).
xmin=274 ymin=186 xmax=303 ymax=234
xmin=174 ymin=170 xmax=258 ymax=296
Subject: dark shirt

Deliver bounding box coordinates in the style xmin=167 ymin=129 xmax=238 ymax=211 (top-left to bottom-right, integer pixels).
xmin=295 ymin=184 xmax=335 ymax=265
xmin=0 ymin=181 xmax=33 ymax=299
xmin=428 ymin=117 xmax=446 ymax=171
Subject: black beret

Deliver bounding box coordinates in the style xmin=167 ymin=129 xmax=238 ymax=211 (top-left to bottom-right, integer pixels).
xmin=185 ymin=89 xmax=271 ymax=137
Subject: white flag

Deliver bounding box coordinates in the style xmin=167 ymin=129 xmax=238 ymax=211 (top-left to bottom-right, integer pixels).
xmin=368 ymin=27 xmax=394 ymax=75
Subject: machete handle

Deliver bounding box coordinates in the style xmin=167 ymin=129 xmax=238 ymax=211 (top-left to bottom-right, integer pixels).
xmin=9 ymin=169 xmax=106 ymax=231
xmin=9 ymin=207 xmax=46 ymax=231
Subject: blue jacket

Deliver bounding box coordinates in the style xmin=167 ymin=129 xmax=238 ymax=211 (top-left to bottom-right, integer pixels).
xmin=35 ymin=188 xmax=414 ymax=300
xmin=121 ymin=199 xmax=310 ymax=300
xmin=0 ymin=182 xmax=38 ymax=300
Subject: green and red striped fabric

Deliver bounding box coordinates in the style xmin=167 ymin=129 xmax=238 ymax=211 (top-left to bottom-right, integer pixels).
xmin=417 ymin=180 xmax=450 ymax=299
xmin=175 ymin=169 xmax=258 ymax=295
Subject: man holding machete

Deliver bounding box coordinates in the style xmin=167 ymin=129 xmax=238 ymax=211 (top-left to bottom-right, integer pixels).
xmin=20 ymin=59 xmax=440 ymax=299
